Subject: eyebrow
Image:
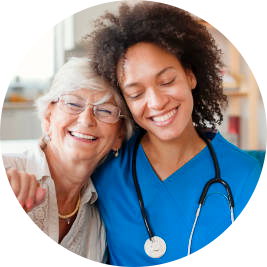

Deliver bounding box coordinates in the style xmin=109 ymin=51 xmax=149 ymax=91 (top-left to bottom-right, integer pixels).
xmin=123 ymin=66 xmax=176 ymax=89
xmin=93 ymin=92 xmax=112 ymax=105
xmin=64 ymin=92 xmax=112 ymax=105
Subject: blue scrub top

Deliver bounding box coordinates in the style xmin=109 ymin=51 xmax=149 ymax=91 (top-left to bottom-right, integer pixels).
xmin=92 ymin=131 xmax=262 ymax=266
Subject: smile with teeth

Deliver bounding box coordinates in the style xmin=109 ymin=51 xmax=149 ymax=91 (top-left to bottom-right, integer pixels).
xmin=70 ymin=131 xmax=97 ymax=140
xmin=151 ymin=108 xmax=178 ymax=122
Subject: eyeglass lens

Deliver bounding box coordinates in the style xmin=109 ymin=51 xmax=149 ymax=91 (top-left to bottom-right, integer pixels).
xmin=59 ymin=94 xmax=121 ymax=123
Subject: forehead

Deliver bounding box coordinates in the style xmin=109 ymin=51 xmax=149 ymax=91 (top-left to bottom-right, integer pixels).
xmin=65 ymin=88 xmax=114 ymax=104
xmin=118 ymin=42 xmax=182 ymax=85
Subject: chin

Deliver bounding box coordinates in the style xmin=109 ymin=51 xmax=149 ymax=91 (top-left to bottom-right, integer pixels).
xmin=160 ymin=135 xmax=181 ymax=142
xmin=66 ymin=150 xmax=93 ymax=161
xmin=148 ymin=126 xmax=183 ymax=140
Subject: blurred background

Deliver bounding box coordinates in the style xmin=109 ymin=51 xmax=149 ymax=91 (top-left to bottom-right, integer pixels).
xmin=0 ymin=1 xmax=266 ymax=153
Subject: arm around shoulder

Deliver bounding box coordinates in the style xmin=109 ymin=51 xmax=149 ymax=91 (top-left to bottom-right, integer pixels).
xmin=2 ymin=154 xmax=46 ymax=212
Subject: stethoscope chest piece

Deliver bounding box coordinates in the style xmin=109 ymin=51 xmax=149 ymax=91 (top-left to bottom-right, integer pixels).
xmin=144 ymin=236 xmax=166 ymax=258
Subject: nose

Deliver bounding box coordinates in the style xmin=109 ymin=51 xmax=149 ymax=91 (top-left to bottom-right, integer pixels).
xmin=77 ymin=107 xmax=97 ymax=127
xmin=146 ymin=87 xmax=168 ymax=110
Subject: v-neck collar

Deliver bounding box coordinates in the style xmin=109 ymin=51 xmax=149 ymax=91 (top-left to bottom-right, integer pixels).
xmin=138 ymin=131 xmax=220 ymax=184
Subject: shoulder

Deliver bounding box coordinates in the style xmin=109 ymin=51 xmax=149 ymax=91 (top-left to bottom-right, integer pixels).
xmin=2 ymin=141 xmax=50 ymax=179
xmin=213 ymin=132 xmax=261 ymax=172
xmin=92 ymin=130 xmax=141 ymax=190
xmin=212 ymin=132 xmax=262 ymax=214
xmin=2 ymin=151 xmax=29 ymax=171
xmin=93 ymin=130 xmax=139 ymax=173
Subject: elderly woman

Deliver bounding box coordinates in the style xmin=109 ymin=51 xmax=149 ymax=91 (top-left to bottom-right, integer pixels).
xmin=3 ymin=57 xmax=133 ymax=262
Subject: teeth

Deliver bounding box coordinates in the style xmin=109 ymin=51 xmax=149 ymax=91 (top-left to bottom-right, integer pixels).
xmin=70 ymin=132 xmax=97 ymax=140
xmin=152 ymin=109 xmax=177 ymax=122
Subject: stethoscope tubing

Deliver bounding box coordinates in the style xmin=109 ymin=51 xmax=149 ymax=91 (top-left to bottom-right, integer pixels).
xmin=132 ymin=130 xmax=154 ymax=239
xmin=132 ymin=129 xmax=235 ymax=256
xmin=197 ymin=130 xmax=235 ymax=208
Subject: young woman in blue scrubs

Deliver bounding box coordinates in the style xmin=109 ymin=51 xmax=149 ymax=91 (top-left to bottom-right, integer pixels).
xmin=90 ymin=2 xmax=262 ymax=266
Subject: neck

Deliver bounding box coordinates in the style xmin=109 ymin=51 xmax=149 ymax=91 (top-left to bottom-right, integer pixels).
xmin=43 ymin=144 xmax=96 ymax=204
xmin=141 ymin=122 xmax=206 ymax=181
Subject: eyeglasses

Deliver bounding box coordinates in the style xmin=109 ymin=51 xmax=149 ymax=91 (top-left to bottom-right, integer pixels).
xmin=54 ymin=94 xmax=125 ymax=124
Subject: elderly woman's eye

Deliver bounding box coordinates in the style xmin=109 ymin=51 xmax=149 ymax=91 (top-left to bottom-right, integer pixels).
xmin=97 ymin=108 xmax=112 ymax=115
xmin=66 ymin=102 xmax=83 ymax=108
xmin=96 ymin=108 xmax=114 ymax=115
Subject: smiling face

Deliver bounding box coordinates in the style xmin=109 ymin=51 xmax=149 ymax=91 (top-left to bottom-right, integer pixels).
xmin=117 ymin=42 xmax=197 ymax=142
xmin=44 ymin=88 xmax=123 ymax=164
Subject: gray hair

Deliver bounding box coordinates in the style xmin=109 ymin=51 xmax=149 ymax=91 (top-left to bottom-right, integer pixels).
xmin=35 ymin=57 xmax=134 ymax=139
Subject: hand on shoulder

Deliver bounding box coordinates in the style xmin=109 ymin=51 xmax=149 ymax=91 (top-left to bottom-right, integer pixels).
xmin=6 ymin=167 xmax=46 ymax=212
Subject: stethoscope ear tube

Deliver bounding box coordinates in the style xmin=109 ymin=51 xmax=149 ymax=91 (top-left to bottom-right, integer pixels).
xmin=199 ymin=178 xmax=234 ymax=208
xmin=197 ymin=129 xmax=235 ymax=208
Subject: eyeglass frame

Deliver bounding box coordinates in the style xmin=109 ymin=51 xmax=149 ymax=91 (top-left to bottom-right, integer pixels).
xmin=52 ymin=94 xmax=126 ymax=124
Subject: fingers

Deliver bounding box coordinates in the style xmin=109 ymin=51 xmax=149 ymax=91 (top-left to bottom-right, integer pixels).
xmin=17 ymin=172 xmax=31 ymax=207
xmin=25 ymin=175 xmax=39 ymax=210
xmin=6 ymin=168 xmax=45 ymax=212
xmin=7 ymin=168 xmax=21 ymax=197
xmin=35 ymin=187 xmax=46 ymax=206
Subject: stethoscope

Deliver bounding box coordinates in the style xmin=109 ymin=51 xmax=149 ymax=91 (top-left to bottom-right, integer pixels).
xmin=132 ymin=129 xmax=235 ymax=258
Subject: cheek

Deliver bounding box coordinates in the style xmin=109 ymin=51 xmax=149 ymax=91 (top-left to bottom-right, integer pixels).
xmin=101 ymin=125 xmax=122 ymax=150
xmin=107 ymin=128 xmax=118 ymax=140
xmin=173 ymin=84 xmax=193 ymax=105
xmin=180 ymin=90 xmax=194 ymax=115
xmin=185 ymin=88 xmax=194 ymax=103
xmin=49 ymin=113 xmax=74 ymax=136
xmin=125 ymin=99 xmax=144 ymax=119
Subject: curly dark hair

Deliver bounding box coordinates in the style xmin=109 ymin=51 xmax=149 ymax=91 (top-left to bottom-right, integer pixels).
xmin=88 ymin=1 xmax=228 ymax=129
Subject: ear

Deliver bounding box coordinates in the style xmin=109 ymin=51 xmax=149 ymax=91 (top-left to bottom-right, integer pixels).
xmin=186 ymin=69 xmax=197 ymax=90
xmin=43 ymin=104 xmax=53 ymax=135
xmin=111 ymin=125 xmax=125 ymax=151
